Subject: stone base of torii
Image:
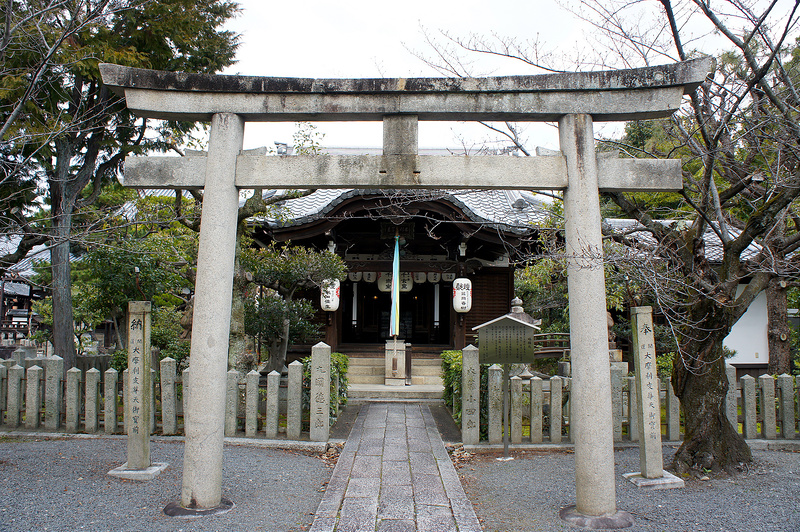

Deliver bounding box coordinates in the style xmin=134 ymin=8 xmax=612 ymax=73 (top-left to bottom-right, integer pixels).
xmin=101 ymin=57 xmax=709 ymax=528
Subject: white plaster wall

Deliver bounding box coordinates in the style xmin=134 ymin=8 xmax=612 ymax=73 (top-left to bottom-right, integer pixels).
xmin=723 ymin=286 xmax=769 ymax=365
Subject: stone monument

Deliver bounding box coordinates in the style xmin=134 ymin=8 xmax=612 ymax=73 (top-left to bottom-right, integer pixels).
xmin=109 ymin=301 xmax=168 ymax=481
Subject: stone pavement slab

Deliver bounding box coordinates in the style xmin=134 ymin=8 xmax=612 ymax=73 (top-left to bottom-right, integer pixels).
xmin=310 ymin=403 xmax=482 ymax=532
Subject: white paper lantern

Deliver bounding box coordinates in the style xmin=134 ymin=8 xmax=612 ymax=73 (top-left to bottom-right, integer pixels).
xmin=399 ymin=272 xmax=414 ymax=292
xmin=442 ymin=272 xmax=456 ymax=282
xmin=427 ymin=272 xmax=441 ymax=283
xmin=377 ymin=272 xmax=415 ymax=292
xmin=363 ymin=272 xmax=377 ymax=283
xmin=413 ymin=272 xmax=427 ymax=284
xmin=377 ymin=272 xmax=392 ymax=292
xmin=320 ymin=279 xmax=341 ymax=311
xmin=348 ymin=271 xmax=363 ymax=282
xmin=453 ymin=277 xmax=472 ymax=313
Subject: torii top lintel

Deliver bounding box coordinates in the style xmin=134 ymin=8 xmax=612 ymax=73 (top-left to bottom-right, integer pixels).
xmin=99 ymin=58 xmax=710 ymax=123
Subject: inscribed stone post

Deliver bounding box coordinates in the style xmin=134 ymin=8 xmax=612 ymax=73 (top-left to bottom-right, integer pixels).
xmin=66 ymin=367 xmax=81 ymax=433
xmin=160 ymin=357 xmax=177 ymax=435
xmin=461 ymin=345 xmax=480 ymax=445
xmin=287 ymin=360 xmax=303 ymax=440
xmin=265 ymin=370 xmax=280 ymax=439
xmin=758 ymin=374 xmax=776 ymax=440
xmin=530 ymin=376 xmax=543 ymax=443
xmin=126 ymin=301 xmax=152 ymax=469
xmin=488 ymin=364 xmax=502 ymax=444
xmin=740 ymin=375 xmax=756 ymax=439
xmin=310 ymin=342 xmax=331 ymax=442
xmin=44 ymin=355 xmax=63 ymax=430
xmin=104 ymin=368 xmax=118 ymax=434
xmin=777 ymin=374 xmax=795 ymax=439
xmin=630 ymin=307 xmax=662 ymax=478
xmin=511 ymin=376 xmax=522 ymax=444
xmin=225 ymin=369 xmax=239 ymax=437
xmin=245 ymin=370 xmax=259 ymax=438
xmin=25 ymin=365 xmax=43 ymax=429
xmin=85 ymin=368 xmax=100 ymax=433
xmin=7 ymin=365 xmax=23 ymax=427
xmin=109 ymin=302 xmax=167 ymax=481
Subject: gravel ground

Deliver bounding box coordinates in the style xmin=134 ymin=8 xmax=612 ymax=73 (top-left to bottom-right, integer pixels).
xmin=457 ymin=446 xmax=800 ymax=532
xmin=0 ymin=436 xmax=331 ymax=532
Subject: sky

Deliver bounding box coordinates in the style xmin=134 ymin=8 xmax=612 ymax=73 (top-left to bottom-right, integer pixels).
xmin=220 ymin=0 xmax=591 ymax=151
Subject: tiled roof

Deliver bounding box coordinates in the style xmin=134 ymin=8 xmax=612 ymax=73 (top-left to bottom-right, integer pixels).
xmin=604 ymin=218 xmax=762 ymax=262
xmin=261 ymin=188 xmax=549 ymax=234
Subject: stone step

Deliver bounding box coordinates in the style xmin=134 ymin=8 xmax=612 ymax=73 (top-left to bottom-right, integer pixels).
xmin=348 ymin=357 xmax=384 ymax=366
xmin=348 ymin=375 xmax=385 ymax=385
xmin=410 ymin=375 xmax=444 ymax=386
xmin=347 ymin=365 xmax=385 ymax=376
xmin=347 ymin=383 xmax=444 ymax=404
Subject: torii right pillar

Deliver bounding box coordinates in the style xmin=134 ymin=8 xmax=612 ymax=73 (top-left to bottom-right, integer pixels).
xmin=560 ymin=114 xmax=634 ymax=527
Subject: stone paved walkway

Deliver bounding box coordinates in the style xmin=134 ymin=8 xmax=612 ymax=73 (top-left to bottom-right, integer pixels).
xmin=309 ymin=403 xmax=482 ymax=532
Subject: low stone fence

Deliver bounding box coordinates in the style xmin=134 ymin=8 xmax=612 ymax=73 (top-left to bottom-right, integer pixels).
xmin=0 ymin=344 xmax=335 ymax=442
xmin=462 ymin=350 xmax=799 ymax=445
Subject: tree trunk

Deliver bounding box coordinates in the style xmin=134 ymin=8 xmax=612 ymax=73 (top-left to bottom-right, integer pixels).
xmin=766 ymin=278 xmax=790 ymax=375
xmin=672 ymin=302 xmax=752 ymax=474
xmin=263 ymin=317 xmax=291 ymax=374
xmin=50 ymin=209 xmax=76 ymax=370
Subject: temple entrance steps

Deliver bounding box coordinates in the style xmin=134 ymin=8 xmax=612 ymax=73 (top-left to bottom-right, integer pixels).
xmin=347 ymin=383 xmax=444 ymax=404
xmin=346 ymin=357 xmax=444 ymax=386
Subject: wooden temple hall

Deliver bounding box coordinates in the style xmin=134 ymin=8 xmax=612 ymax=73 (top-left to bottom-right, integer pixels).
xmin=252 ymin=185 xmax=546 ymax=362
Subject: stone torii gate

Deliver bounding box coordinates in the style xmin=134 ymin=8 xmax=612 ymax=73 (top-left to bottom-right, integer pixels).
xmin=101 ymin=58 xmax=709 ymax=525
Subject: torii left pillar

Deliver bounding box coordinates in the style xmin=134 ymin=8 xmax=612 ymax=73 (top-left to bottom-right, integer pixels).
xmin=176 ymin=113 xmax=242 ymax=514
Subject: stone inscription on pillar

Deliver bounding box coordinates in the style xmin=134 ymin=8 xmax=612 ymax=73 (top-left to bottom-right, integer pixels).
xmin=109 ymin=301 xmax=167 ymax=481
xmin=126 ymin=301 xmax=152 ymax=469
xmin=310 ymin=342 xmax=331 ymax=442
xmin=630 ymin=307 xmax=662 ymax=478
xmin=461 ymin=345 xmax=480 ymax=446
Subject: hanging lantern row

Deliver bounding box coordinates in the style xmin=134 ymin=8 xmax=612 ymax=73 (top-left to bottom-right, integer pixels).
xmin=347 ymin=271 xmax=455 ymax=283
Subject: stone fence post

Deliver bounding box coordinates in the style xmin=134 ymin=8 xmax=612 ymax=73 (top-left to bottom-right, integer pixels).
xmin=25 ymin=365 xmax=43 ymax=430
xmin=160 ymin=358 xmax=177 ymax=435
xmin=6 ymin=365 xmax=23 ymax=428
xmin=758 ymin=374 xmax=776 ymax=440
xmin=530 ymin=376 xmax=543 ymax=444
xmin=104 ymin=368 xmax=118 ymax=434
xmin=287 ymin=360 xmax=303 ymax=440
xmin=740 ymin=375 xmax=756 ymax=439
xmin=265 ymin=370 xmax=280 ymax=439
xmin=44 ymin=356 xmax=63 ymax=430
xmin=487 ymin=364 xmax=502 ymax=444
xmin=777 ymin=374 xmax=795 ymax=439
xmin=85 ymin=368 xmax=100 ymax=433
